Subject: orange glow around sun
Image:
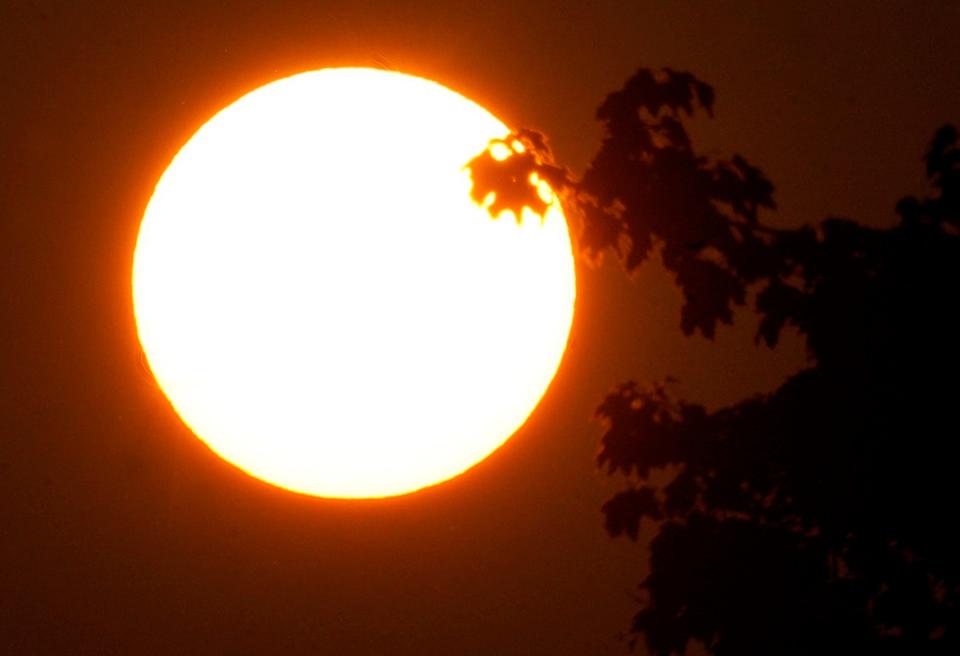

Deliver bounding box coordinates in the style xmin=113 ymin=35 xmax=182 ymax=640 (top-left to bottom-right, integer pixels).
xmin=132 ymin=68 xmax=575 ymax=498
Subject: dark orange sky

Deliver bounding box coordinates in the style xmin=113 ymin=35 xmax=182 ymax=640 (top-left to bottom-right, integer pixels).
xmin=2 ymin=2 xmax=959 ymax=654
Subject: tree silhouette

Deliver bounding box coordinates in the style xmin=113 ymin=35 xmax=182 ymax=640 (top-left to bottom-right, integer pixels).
xmin=468 ymin=69 xmax=960 ymax=655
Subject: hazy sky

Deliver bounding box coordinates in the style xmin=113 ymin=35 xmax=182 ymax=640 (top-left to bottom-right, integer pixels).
xmin=2 ymin=2 xmax=958 ymax=653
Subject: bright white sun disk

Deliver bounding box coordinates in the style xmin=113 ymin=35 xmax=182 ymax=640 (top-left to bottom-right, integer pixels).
xmin=133 ymin=68 xmax=575 ymax=498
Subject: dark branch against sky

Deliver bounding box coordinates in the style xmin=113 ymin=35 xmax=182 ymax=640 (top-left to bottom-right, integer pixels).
xmin=467 ymin=65 xmax=960 ymax=653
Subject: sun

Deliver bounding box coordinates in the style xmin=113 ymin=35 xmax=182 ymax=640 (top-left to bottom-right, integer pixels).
xmin=132 ymin=68 xmax=575 ymax=498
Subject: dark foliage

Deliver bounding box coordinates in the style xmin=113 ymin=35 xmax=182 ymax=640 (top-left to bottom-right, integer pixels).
xmin=468 ymin=69 xmax=779 ymax=338
xmin=467 ymin=69 xmax=960 ymax=655
xmin=466 ymin=129 xmax=572 ymax=220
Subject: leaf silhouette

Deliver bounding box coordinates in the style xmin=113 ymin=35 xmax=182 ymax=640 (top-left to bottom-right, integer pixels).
xmin=469 ymin=66 xmax=960 ymax=655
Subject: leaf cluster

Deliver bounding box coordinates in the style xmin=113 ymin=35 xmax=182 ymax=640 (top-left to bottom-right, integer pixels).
xmin=467 ymin=69 xmax=960 ymax=655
